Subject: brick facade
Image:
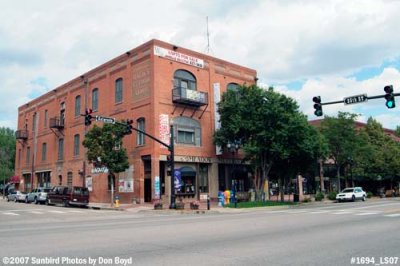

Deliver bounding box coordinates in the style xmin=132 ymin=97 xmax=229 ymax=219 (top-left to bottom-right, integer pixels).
xmin=14 ymin=39 xmax=257 ymax=204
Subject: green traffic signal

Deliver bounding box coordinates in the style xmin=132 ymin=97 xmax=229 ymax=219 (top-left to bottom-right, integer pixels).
xmin=384 ymin=85 xmax=396 ymax=109
xmin=312 ymin=96 xmax=323 ymax=116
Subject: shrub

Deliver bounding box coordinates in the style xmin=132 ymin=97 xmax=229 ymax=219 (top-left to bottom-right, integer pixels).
xmin=367 ymin=192 xmax=373 ymax=198
xmin=328 ymin=191 xmax=337 ymax=201
xmin=315 ymin=192 xmax=325 ymax=201
xmin=303 ymin=197 xmax=312 ymax=203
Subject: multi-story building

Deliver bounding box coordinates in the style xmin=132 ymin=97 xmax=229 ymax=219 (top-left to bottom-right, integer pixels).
xmin=14 ymin=39 xmax=257 ymax=204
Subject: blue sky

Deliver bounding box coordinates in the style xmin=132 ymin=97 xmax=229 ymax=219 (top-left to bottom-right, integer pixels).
xmin=1 ymin=0 xmax=400 ymax=129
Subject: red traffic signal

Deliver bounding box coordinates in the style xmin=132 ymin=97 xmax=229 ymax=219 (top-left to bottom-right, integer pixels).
xmin=84 ymin=108 xmax=93 ymax=126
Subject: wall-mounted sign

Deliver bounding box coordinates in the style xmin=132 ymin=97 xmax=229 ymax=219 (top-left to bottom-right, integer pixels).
xmin=154 ymin=46 xmax=204 ymax=68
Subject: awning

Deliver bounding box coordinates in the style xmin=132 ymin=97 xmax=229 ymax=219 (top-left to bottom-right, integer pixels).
xmin=9 ymin=176 xmax=20 ymax=184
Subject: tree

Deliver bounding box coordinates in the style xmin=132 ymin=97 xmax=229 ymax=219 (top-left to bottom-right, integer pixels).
xmin=320 ymin=112 xmax=358 ymax=191
xmin=214 ymin=85 xmax=322 ymax=200
xmin=82 ymin=123 xmax=129 ymax=205
xmin=0 ymin=127 xmax=16 ymax=189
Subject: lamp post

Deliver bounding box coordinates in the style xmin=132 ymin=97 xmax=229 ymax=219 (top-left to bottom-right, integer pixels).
xmin=227 ymin=140 xmax=240 ymax=208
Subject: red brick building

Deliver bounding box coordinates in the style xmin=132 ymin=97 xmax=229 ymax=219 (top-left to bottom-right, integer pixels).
xmin=14 ymin=39 xmax=257 ymax=204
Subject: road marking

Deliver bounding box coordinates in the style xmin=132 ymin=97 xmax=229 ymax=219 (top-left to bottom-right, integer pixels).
xmin=384 ymin=213 xmax=400 ymax=217
xmin=47 ymin=210 xmax=67 ymax=214
xmin=67 ymin=210 xmax=84 ymax=213
xmin=332 ymin=212 xmax=352 ymax=215
xmin=29 ymin=211 xmax=44 ymax=214
xmin=309 ymin=211 xmax=329 ymax=214
xmin=3 ymin=212 xmax=19 ymax=216
xmin=355 ymin=212 xmax=378 ymax=216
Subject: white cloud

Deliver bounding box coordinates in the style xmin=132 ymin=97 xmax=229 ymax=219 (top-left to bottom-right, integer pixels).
xmin=0 ymin=0 xmax=400 ymax=130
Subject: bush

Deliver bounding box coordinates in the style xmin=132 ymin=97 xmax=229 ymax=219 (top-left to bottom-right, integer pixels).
xmin=327 ymin=192 xmax=337 ymax=201
xmin=315 ymin=192 xmax=325 ymax=201
xmin=367 ymin=192 xmax=373 ymax=198
xmin=303 ymin=197 xmax=312 ymax=203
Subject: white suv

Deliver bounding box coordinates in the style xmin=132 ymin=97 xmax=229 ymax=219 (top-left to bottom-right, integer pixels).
xmin=336 ymin=187 xmax=366 ymax=202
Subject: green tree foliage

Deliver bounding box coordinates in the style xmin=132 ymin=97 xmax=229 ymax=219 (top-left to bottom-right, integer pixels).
xmin=214 ymin=85 xmax=322 ymax=198
xmin=0 ymin=127 xmax=16 ymax=184
xmin=320 ymin=112 xmax=358 ymax=191
xmin=82 ymin=123 xmax=129 ymax=174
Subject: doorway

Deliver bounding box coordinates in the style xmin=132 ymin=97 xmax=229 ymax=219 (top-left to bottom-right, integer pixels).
xmin=144 ymin=178 xmax=151 ymax=202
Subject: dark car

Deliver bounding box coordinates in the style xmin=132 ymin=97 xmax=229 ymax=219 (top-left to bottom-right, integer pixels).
xmin=47 ymin=186 xmax=89 ymax=207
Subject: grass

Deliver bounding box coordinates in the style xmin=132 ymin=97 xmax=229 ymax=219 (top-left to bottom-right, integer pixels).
xmin=224 ymin=200 xmax=297 ymax=208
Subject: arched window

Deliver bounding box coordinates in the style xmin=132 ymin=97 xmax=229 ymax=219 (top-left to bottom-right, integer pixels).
xmin=137 ymin=118 xmax=145 ymax=146
xmin=173 ymin=116 xmax=201 ymax=146
xmin=92 ymin=88 xmax=99 ymax=112
xmin=75 ymin=95 xmax=81 ymax=117
xmin=174 ymin=70 xmax=196 ymax=90
xmin=115 ymin=78 xmax=123 ymax=103
xmin=227 ymin=83 xmax=239 ymax=91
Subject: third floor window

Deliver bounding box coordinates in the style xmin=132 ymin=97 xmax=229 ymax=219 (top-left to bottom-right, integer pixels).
xmin=75 ymin=95 xmax=81 ymax=117
xmin=92 ymin=88 xmax=99 ymax=112
xmin=115 ymin=78 xmax=123 ymax=103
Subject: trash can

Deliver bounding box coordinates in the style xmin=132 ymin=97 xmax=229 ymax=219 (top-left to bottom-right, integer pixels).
xmin=293 ymin=194 xmax=299 ymax=202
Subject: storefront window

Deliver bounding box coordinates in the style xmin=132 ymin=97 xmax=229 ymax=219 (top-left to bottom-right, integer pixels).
xmin=199 ymin=164 xmax=208 ymax=193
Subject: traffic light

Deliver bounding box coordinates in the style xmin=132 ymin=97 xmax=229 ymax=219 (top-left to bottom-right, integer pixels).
xmin=166 ymin=154 xmax=173 ymax=176
xmin=384 ymin=85 xmax=395 ymax=109
xmin=313 ymin=96 xmax=323 ymax=116
xmin=84 ymin=108 xmax=93 ymax=126
xmin=124 ymin=119 xmax=133 ymax=135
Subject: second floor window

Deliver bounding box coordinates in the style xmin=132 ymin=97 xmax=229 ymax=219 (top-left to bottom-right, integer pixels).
xmin=32 ymin=112 xmax=37 ymax=132
xmin=137 ymin=118 xmax=145 ymax=146
xmin=92 ymin=88 xmax=99 ymax=112
xmin=41 ymin=143 xmax=47 ymax=161
xmin=58 ymin=138 xmax=64 ymax=160
xmin=75 ymin=95 xmax=81 ymax=117
xmin=44 ymin=110 xmax=48 ymax=128
xmin=173 ymin=116 xmax=201 ymax=146
xmin=26 ymin=147 xmax=30 ymax=164
xmin=115 ymin=78 xmax=123 ymax=103
xmin=73 ymin=134 xmax=80 ymax=156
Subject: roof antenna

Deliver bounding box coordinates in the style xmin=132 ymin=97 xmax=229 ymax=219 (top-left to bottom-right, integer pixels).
xmin=205 ymin=16 xmax=213 ymax=55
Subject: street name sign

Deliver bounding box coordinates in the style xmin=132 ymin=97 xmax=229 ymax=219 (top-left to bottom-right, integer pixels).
xmin=95 ymin=116 xmax=115 ymax=124
xmin=343 ymin=94 xmax=368 ymax=105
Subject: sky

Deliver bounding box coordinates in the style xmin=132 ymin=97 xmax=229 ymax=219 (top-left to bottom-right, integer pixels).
xmin=1 ymin=0 xmax=400 ymax=130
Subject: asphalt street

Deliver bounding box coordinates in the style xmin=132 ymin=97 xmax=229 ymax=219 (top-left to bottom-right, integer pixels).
xmin=0 ymin=198 xmax=399 ymax=266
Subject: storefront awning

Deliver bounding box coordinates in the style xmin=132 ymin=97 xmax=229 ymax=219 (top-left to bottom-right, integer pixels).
xmin=179 ymin=167 xmax=196 ymax=177
xmin=9 ymin=175 xmax=20 ymax=184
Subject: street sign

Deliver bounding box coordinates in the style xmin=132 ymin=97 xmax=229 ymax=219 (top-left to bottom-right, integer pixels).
xmin=343 ymin=94 xmax=368 ymax=105
xmin=95 ymin=115 xmax=115 ymax=124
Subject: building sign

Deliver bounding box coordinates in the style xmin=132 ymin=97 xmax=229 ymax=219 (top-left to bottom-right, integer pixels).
xmin=186 ymin=89 xmax=206 ymax=103
xmin=159 ymin=114 xmax=170 ymax=148
xmin=91 ymin=166 xmax=109 ymax=174
xmin=155 ymin=175 xmax=160 ymax=199
xmin=86 ymin=177 xmax=93 ymax=192
xmin=213 ymin=83 xmax=222 ymax=155
xmin=119 ymin=165 xmax=134 ymax=193
xmin=182 ymin=156 xmax=212 ymax=163
xmin=154 ymin=46 xmax=204 ymax=68
xmin=132 ymin=60 xmax=151 ymax=102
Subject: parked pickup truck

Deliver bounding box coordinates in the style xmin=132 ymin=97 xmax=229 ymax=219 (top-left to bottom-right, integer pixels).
xmin=47 ymin=186 xmax=89 ymax=207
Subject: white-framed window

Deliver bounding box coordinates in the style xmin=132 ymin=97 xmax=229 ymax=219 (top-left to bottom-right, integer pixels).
xmin=115 ymin=78 xmax=123 ymax=103
xmin=92 ymin=88 xmax=99 ymax=112
xmin=137 ymin=118 xmax=145 ymax=146
xmin=73 ymin=134 xmax=80 ymax=156
xmin=75 ymin=95 xmax=81 ymax=117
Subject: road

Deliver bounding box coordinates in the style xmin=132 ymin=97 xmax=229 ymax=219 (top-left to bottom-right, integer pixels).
xmin=0 ymin=198 xmax=399 ymax=266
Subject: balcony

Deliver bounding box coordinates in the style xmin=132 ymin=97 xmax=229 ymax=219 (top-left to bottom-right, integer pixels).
xmin=172 ymin=87 xmax=208 ymax=107
xmin=15 ymin=129 xmax=28 ymax=140
xmin=49 ymin=117 xmax=64 ymax=129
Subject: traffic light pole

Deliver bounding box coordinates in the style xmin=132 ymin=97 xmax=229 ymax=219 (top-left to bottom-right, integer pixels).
xmin=83 ymin=115 xmax=176 ymax=208
xmin=319 ymin=93 xmax=400 ymax=106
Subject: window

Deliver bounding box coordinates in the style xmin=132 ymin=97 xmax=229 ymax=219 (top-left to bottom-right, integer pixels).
xmin=73 ymin=134 xmax=80 ymax=156
xmin=26 ymin=147 xmax=30 ymax=164
xmin=75 ymin=95 xmax=81 ymax=117
xmin=67 ymin=172 xmax=72 ymax=188
xmin=41 ymin=143 xmax=47 ymax=161
xmin=92 ymin=88 xmax=99 ymax=112
xmin=137 ymin=118 xmax=145 ymax=146
xmin=227 ymin=83 xmax=239 ymax=91
xmin=58 ymin=138 xmax=64 ymax=160
xmin=18 ymin=149 xmax=21 ymax=167
xmin=174 ymin=70 xmax=196 ymax=90
xmin=173 ymin=116 xmax=201 ymax=146
xmin=44 ymin=110 xmax=48 ymax=128
xmin=32 ymin=112 xmax=37 ymax=131
xmin=115 ymin=78 xmax=123 ymax=103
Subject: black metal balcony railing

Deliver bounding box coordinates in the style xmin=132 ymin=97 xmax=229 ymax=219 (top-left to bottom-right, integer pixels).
xmin=172 ymin=87 xmax=208 ymax=107
xmin=49 ymin=117 xmax=64 ymax=129
xmin=15 ymin=129 xmax=28 ymax=140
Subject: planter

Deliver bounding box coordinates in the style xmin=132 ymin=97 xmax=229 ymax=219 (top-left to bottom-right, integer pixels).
xmin=190 ymin=205 xmax=199 ymax=210
xmin=154 ymin=204 xmax=163 ymax=210
xmin=176 ymin=203 xmax=185 ymax=210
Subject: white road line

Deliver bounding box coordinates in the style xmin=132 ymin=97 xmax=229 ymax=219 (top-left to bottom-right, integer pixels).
xmin=309 ymin=211 xmax=329 ymax=214
xmin=67 ymin=210 xmax=84 ymax=213
xmin=47 ymin=210 xmax=66 ymax=214
xmin=332 ymin=212 xmax=352 ymax=215
xmin=355 ymin=212 xmax=378 ymax=216
xmin=29 ymin=211 xmax=44 ymax=214
xmin=3 ymin=212 xmax=19 ymax=216
xmin=384 ymin=213 xmax=400 ymax=217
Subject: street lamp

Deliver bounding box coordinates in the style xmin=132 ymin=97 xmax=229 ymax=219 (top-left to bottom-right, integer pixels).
xmin=227 ymin=140 xmax=240 ymax=208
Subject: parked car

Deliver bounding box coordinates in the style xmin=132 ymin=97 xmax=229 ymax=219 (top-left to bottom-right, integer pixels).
xmin=336 ymin=187 xmax=366 ymax=202
xmin=47 ymin=186 xmax=89 ymax=207
xmin=7 ymin=191 xmax=27 ymax=202
xmin=25 ymin=188 xmax=52 ymax=204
